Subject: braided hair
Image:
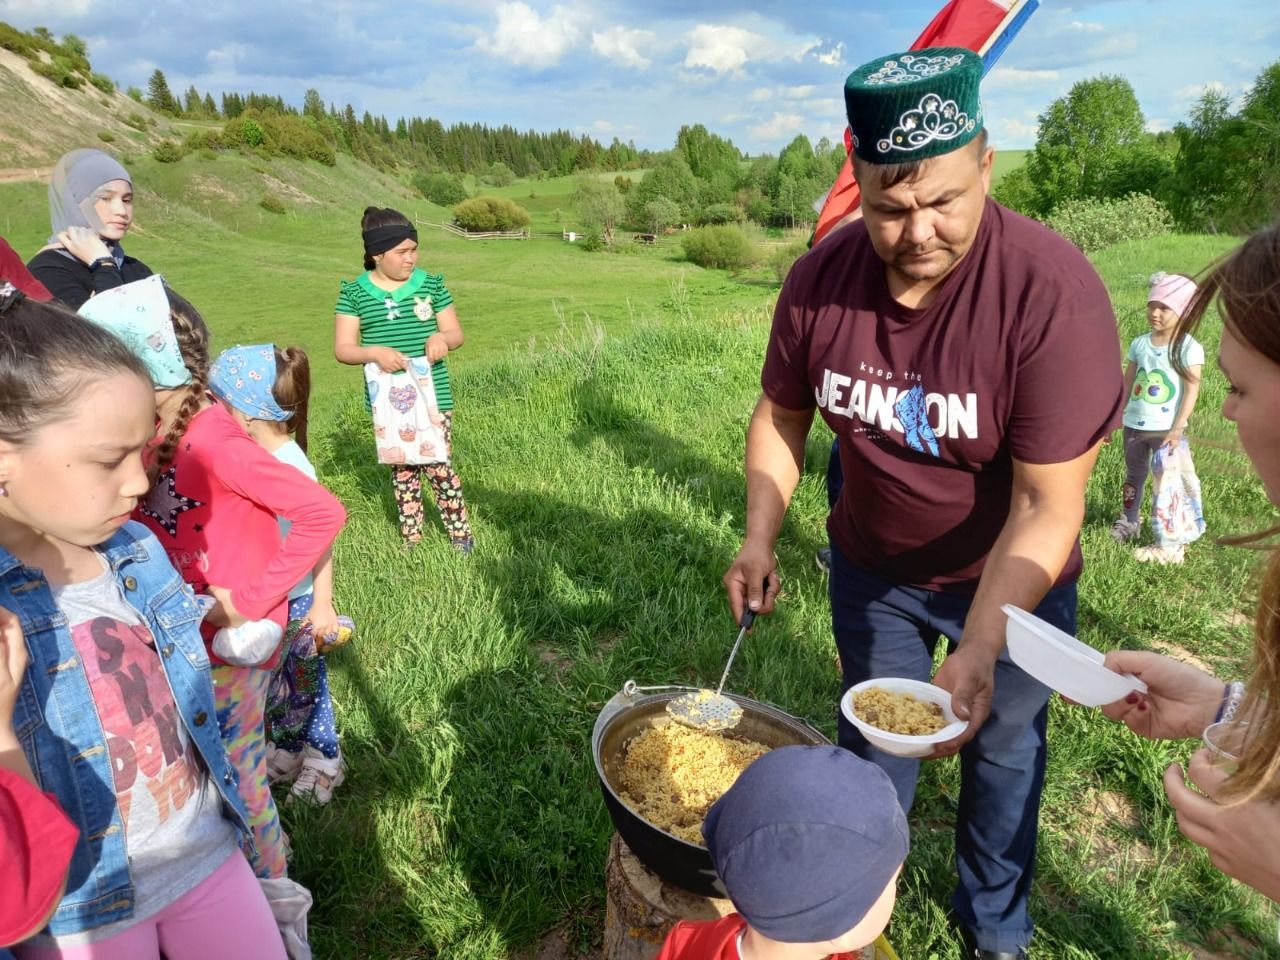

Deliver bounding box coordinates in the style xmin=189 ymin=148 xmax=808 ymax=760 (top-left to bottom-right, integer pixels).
xmin=148 ymin=286 xmax=210 ymax=483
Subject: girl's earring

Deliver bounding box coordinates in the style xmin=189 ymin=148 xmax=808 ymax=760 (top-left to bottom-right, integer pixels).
xmin=0 ymin=483 xmax=7 ymax=496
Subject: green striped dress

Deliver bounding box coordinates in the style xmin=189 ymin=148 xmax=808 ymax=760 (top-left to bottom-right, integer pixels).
xmin=336 ymin=269 xmax=455 ymax=410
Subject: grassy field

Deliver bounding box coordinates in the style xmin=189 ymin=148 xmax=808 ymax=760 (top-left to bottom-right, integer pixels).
xmin=3 ymin=139 xmax=1273 ymax=957
xmin=991 ymin=149 xmax=1028 ymax=185
xmin=0 ymin=151 xmax=785 ymax=425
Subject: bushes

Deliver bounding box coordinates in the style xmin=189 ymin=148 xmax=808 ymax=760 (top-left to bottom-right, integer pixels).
xmin=224 ymin=116 xmax=265 ymax=148
xmin=260 ymin=113 xmax=336 ymax=165
xmin=414 ymin=171 xmax=469 ymax=206
xmin=89 ymin=72 xmax=114 ymax=94
xmin=96 ymin=130 xmax=114 ymax=143
xmin=182 ymin=129 xmax=223 ymax=152
xmin=259 ymin=194 xmax=287 ymax=215
xmin=480 ymin=162 xmax=515 ymax=187
xmin=696 ymin=203 xmax=743 ymax=226
xmin=123 ymin=111 xmax=148 ymax=131
xmin=681 ymin=226 xmax=757 ymax=272
xmin=452 ymin=196 xmax=530 ymax=232
xmin=219 ymin=113 xmax=335 ymax=165
xmin=30 ymin=56 xmax=84 ymax=88
xmin=1045 ymin=193 xmax=1173 ymax=253
xmin=152 ymin=140 xmax=184 ymax=163
xmin=768 ymin=240 xmax=809 ymax=283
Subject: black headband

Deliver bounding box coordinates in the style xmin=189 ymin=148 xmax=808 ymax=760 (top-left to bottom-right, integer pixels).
xmin=363 ymin=224 xmax=418 ymax=257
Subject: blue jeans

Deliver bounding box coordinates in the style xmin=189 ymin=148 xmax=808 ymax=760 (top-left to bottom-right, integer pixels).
xmin=829 ymin=542 xmax=1076 ymax=954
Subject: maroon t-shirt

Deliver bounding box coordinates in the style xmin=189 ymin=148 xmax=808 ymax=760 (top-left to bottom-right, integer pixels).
xmin=762 ymin=199 xmax=1123 ymax=592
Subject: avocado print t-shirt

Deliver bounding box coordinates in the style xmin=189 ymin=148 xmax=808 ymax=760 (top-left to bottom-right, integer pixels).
xmin=1122 ymin=332 xmax=1204 ymax=432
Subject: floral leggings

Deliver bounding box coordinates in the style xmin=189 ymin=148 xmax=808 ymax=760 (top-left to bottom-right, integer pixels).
xmin=389 ymin=411 xmax=472 ymax=544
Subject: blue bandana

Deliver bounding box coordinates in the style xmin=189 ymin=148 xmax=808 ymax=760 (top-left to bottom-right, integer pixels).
xmin=209 ymin=344 xmax=291 ymax=421
xmin=77 ymin=275 xmax=191 ymax=388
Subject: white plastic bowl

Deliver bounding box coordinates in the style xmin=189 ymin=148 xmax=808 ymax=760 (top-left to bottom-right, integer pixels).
xmin=1002 ymin=604 xmax=1147 ymax=707
xmin=841 ymin=678 xmax=969 ymax=758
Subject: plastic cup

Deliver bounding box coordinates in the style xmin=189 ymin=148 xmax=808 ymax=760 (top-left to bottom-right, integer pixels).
xmin=1201 ymin=720 xmax=1251 ymax=774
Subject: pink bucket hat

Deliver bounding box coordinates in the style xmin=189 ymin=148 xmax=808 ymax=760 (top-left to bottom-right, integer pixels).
xmin=1148 ymin=272 xmax=1198 ymax=318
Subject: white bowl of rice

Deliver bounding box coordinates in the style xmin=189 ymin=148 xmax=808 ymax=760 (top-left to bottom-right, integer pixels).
xmin=841 ymin=678 xmax=969 ymax=758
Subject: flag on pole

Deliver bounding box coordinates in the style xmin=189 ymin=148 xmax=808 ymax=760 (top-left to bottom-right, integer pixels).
xmin=811 ymin=0 xmax=1040 ymax=246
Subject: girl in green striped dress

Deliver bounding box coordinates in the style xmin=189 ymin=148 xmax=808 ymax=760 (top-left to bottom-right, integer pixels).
xmin=334 ymin=207 xmax=473 ymax=552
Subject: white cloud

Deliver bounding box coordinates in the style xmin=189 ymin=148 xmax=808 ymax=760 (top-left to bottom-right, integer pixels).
xmin=0 ymin=0 xmax=95 ymax=14
xmin=1175 ymin=80 xmax=1227 ymax=101
xmin=984 ymin=66 xmax=1059 ymax=90
xmin=990 ymin=116 xmax=1040 ymax=148
xmin=749 ymin=84 xmax=817 ymax=102
xmin=1068 ymin=20 xmax=1104 ymax=33
xmin=683 ymin=24 xmax=766 ymax=75
xmin=206 ymin=43 xmax=249 ymax=66
xmin=1145 ymin=118 xmax=1172 ymax=133
xmin=591 ymin=26 xmax=654 ymax=70
xmin=475 ymin=2 xmax=581 ymax=71
xmin=814 ymin=41 xmax=844 ymax=66
xmin=748 ymin=111 xmax=805 ymax=143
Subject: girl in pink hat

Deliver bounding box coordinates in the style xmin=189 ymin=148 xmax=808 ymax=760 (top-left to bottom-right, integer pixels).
xmin=1111 ymin=272 xmax=1205 ymax=563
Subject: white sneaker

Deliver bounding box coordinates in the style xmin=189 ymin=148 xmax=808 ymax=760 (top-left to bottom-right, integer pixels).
xmin=1134 ymin=545 xmax=1185 ymax=565
xmin=1109 ymin=517 xmax=1141 ymax=543
xmin=289 ymin=747 xmax=345 ymax=806
xmin=267 ymin=743 xmax=304 ymax=785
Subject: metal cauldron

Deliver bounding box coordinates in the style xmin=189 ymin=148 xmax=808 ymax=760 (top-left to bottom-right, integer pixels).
xmin=592 ymin=680 xmax=829 ymax=898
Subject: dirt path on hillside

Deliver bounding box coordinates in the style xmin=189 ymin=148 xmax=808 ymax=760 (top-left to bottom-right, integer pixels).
xmin=0 ymin=166 xmax=52 ymax=183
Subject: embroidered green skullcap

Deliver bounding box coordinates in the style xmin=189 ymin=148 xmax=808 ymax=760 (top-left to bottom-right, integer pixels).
xmin=844 ymin=47 xmax=984 ymax=164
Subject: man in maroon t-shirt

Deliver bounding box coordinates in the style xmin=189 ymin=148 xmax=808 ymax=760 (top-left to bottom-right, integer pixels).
xmin=724 ymin=49 xmax=1122 ymax=960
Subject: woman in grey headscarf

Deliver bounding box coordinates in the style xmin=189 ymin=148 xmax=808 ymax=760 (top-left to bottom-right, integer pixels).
xmin=27 ymin=148 xmax=153 ymax=309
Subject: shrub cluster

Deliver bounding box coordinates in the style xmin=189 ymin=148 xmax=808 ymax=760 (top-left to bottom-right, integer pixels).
xmin=414 ymin=171 xmax=469 ymax=206
xmin=768 ymin=240 xmax=810 ymax=284
xmin=681 ymin=226 xmax=757 ymax=272
xmin=89 ymin=72 xmax=114 ymax=94
xmin=96 ymin=130 xmax=114 ymax=143
xmin=452 ymin=196 xmax=530 ymax=232
xmin=259 ymin=194 xmax=287 ymax=215
xmin=174 ymin=113 xmax=336 ymax=166
xmin=1045 ymin=193 xmax=1173 ymax=253
xmin=152 ymin=140 xmax=184 ymax=163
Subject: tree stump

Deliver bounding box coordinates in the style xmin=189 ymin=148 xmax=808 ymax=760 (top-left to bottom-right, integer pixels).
xmin=603 ymin=834 xmax=734 ymax=960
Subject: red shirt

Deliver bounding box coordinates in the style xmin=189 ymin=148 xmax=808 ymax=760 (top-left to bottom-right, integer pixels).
xmin=0 ymin=768 xmax=78 ymax=945
xmin=0 ymin=237 xmax=52 ymax=300
xmin=135 ymin=404 xmax=345 ymax=664
xmin=654 ymin=914 xmax=889 ymax=960
xmin=762 ymin=200 xmax=1123 ymax=592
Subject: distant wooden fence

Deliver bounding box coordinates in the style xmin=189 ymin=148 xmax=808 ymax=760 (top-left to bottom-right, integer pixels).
xmin=416 ymin=218 xmax=529 ymax=240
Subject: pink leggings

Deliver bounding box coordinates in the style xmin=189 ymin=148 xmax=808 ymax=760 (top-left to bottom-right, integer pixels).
xmin=15 ymin=852 xmax=284 ymax=960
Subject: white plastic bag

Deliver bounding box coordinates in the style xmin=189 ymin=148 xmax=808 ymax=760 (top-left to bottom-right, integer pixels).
xmin=1150 ymin=439 xmax=1206 ymax=547
xmin=211 ymin=619 xmax=284 ymax=667
xmin=259 ymin=876 xmax=314 ymax=960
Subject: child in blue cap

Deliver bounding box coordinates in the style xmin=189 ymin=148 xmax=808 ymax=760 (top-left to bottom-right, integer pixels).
xmin=654 ymin=744 xmax=909 ymax=960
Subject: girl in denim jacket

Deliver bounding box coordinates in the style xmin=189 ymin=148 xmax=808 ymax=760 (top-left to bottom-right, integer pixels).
xmin=0 ymin=287 xmax=283 ymax=959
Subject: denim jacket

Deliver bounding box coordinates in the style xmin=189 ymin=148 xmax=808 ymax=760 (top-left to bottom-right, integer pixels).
xmin=3 ymin=521 xmax=250 ymax=938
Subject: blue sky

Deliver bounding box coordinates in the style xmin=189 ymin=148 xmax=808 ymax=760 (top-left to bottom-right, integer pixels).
xmin=1 ymin=0 xmax=1275 ymax=154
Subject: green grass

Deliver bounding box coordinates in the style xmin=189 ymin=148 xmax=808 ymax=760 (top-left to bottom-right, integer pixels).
xmin=5 ymin=138 xmax=1271 ymax=957
xmin=992 ymin=149 xmax=1028 ymax=186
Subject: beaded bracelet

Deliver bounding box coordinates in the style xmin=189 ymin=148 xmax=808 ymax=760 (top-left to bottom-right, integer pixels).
xmin=1214 ymin=681 xmax=1246 ymax=724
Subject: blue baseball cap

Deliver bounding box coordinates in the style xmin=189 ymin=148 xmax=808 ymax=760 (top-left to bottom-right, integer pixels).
xmin=702 ymin=745 xmax=909 ymax=943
